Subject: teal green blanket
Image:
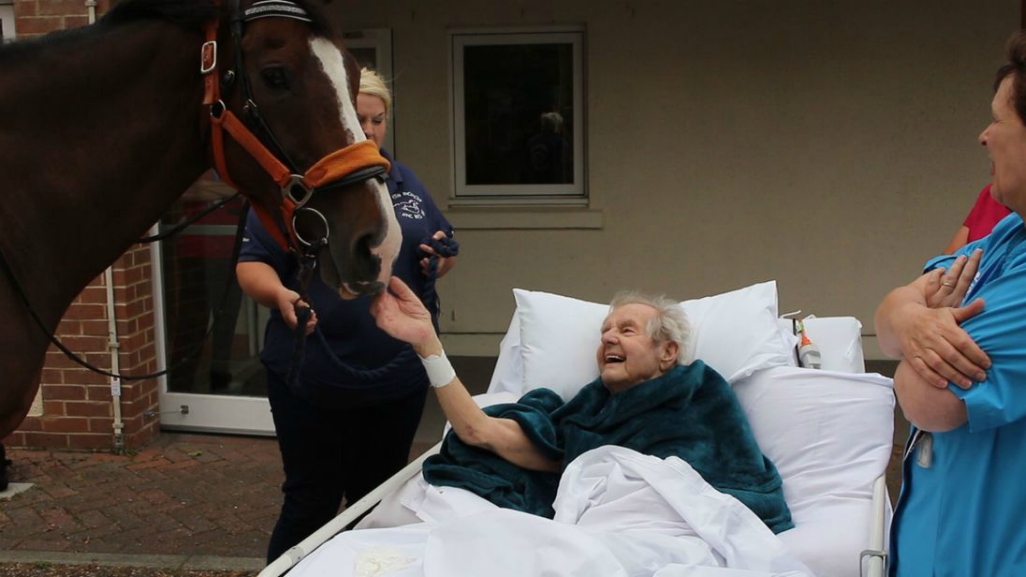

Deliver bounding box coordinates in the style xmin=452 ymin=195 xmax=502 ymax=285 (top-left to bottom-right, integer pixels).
xmin=423 ymin=362 xmax=793 ymax=534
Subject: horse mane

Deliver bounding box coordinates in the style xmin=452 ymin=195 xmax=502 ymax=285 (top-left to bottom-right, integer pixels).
xmin=0 ymin=0 xmax=214 ymax=64
xmin=103 ymin=0 xmax=335 ymax=37
xmin=100 ymin=0 xmax=220 ymax=30
xmin=0 ymin=0 xmax=335 ymax=63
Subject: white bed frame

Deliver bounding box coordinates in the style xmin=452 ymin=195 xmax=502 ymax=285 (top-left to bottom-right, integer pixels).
xmin=863 ymin=476 xmax=888 ymax=577
xmin=258 ymin=309 xmax=893 ymax=577
xmin=257 ymin=441 xmax=888 ymax=577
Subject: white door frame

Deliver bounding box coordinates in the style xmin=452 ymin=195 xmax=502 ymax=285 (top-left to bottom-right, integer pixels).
xmin=1 ymin=3 xmax=16 ymax=43
xmin=151 ymin=233 xmax=277 ymax=435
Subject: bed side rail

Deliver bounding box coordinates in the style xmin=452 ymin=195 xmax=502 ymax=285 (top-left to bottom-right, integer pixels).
xmin=860 ymin=474 xmax=889 ymax=577
xmin=257 ymin=440 xmax=443 ymax=577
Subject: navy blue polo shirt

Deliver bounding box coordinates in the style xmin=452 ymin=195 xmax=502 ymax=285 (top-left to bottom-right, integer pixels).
xmin=239 ymin=150 xmax=454 ymax=408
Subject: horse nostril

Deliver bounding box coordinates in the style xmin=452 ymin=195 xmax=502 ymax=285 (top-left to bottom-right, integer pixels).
xmin=355 ymin=231 xmax=377 ymax=257
xmin=352 ymin=232 xmax=382 ymax=277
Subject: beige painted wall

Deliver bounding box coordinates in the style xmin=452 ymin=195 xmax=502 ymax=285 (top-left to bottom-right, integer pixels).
xmin=330 ymin=0 xmax=1020 ymax=358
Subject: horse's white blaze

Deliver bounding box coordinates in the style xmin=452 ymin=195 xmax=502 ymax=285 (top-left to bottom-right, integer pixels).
xmin=310 ymin=38 xmax=401 ymax=288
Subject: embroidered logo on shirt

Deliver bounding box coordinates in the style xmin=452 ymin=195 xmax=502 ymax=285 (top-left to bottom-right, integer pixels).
xmin=392 ymin=191 xmax=425 ymax=220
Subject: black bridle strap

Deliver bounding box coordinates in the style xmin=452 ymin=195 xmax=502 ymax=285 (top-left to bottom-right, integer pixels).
xmin=0 ymin=205 xmax=251 ymax=381
xmin=227 ymin=1 xmax=391 ymax=199
xmin=286 ymin=241 xmax=322 ymax=389
xmin=203 ymin=0 xmax=391 ymax=253
xmin=0 ymin=240 xmax=178 ymax=380
xmin=137 ymin=192 xmax=240 ymax=244
xmin=228 ymin=0 xmax=304 ymax=175
xmin=313 ymin=165 xmax=389 ymax=193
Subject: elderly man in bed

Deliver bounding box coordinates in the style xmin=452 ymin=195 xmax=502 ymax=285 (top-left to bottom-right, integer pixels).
xmin=371 ymin=278 xmax=792 ymax=534
xmin=875 ymin=31 xmax=1026 ymax=577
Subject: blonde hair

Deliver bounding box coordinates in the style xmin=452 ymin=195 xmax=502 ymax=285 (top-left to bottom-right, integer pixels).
xmin=359 ymin=67 xmax=392 ymax=115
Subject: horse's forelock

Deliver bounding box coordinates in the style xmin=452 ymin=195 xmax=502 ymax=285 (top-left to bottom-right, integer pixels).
xmin=278 ymin=0 xmax=337 ymax=39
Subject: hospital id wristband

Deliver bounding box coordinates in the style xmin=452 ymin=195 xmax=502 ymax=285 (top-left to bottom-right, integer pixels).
xmin=419 ymin=350 xmax=456 ymax=388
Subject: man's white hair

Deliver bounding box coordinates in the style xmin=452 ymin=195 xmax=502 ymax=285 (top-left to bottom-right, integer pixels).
xmin=608 ymin=291 xmax=690 ymax=364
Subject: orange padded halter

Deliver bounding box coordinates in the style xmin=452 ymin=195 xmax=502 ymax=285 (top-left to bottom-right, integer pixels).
xmin=199 ymin=12 xmax=390 ymax=250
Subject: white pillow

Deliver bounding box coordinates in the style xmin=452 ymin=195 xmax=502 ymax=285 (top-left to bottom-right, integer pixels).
xmin=513 ymin=289 xmax=607 ymax=400
xmin=512 ymin=281 xmax=793 ymax=400
xmin=803 ymin=317 xmax=866 ymax=373
xmin=487 ymin=313 xmax=525 ymax=398
xmin=775 ymin=317 xmax=866 ymax=373
xmin=681 ymin=281 xmax=790 ymax=383
xmin=733 ymin=366 xmax=894 ymax=577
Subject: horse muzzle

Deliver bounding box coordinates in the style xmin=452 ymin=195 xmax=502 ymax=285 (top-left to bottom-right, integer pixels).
xmin=338 ymin=280 xmax=386 ymax=300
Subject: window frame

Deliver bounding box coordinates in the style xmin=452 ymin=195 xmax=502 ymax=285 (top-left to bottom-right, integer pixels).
xmin=450 ymin=26 xmax=586 ymax=202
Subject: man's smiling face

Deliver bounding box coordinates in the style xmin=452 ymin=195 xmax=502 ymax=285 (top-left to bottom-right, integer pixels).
xmin=596 ymin=303 xmax=678 ymax=393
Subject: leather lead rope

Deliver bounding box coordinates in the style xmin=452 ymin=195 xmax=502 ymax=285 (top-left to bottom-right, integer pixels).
xmin=0 ymin=204 xmax=251 ymax=381
xmin=137 ymin=193 xmax=240 ymax=244
xmin=284 ymin=234 xmax=460 ymax=389
xmin=286 ymin=240 xmax=324 ymax=389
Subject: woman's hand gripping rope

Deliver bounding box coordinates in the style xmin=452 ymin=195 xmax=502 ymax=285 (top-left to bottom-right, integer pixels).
xmin=419 ymin=231 xmax=460 ymax=278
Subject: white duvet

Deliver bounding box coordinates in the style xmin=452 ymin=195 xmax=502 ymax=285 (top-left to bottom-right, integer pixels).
xmin=287 ymin=446 xmax=812 ymax=577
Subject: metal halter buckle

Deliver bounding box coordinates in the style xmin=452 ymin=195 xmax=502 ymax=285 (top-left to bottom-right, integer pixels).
xmin=283 ymin=174 xmax=314 ymax=208
xmin=200 ymin=41 xmax=217 ymax=74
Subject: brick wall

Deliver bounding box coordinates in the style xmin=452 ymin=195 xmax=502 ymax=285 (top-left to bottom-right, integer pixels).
xmin=8 ymin=246 xmax=161 ymax=452
xmin=5 ymin=0 xmax=161 ymax=452
xmin=12 ymin=0 xmax=109 ymax=39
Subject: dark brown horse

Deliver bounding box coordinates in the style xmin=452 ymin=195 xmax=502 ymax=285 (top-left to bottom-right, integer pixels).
xmin=0 ymin=0 xmax=402 ymax=439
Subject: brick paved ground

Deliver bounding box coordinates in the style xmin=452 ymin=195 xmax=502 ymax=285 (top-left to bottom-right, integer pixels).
xmin=0 ymin=357 xmax=482 ymax=565
xmin=0 ymin=433 xmax=283 ymax=559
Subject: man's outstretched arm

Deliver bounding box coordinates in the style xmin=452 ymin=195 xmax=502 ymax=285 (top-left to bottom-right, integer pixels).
xmin=371 ymin=277 xmax=560 ymax=472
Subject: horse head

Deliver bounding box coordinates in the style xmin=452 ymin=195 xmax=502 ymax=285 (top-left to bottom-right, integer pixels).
xmin=208 ymin=0 xmax=400 ymax=298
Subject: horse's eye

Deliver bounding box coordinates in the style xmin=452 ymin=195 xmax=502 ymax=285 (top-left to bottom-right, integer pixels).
xmin=261 ymin=66 xmax=291 ymax=91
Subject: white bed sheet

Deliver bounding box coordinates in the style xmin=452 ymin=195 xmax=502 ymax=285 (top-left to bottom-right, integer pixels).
xmin=354 ymin=369 xmax=894 ymax=577
xmin=733 ymin=367 xmax=894 ymax=577
xmin=289 ymin=446 xmax=812 ymax=577
xmin=271 ymin=302 xmax=892 ymax=577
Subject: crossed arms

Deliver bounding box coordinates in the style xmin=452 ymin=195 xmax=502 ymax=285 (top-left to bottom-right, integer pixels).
xmin=875 ymin=249 xmax=990 ymax=432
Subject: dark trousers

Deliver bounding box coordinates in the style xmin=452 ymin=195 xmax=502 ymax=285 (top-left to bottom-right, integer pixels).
xmin=265 ymin=372 xmax=428 ymax=563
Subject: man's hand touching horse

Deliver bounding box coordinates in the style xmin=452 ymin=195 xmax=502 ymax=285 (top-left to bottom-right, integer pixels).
xmin=371 ymin=277 xmax=441 ymax=356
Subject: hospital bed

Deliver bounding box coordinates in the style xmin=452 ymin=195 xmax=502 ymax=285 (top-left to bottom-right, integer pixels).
xmin=259 ymin=281 xmax=895 ymax=577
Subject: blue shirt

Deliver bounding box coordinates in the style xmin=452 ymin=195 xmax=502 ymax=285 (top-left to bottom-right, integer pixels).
xmin=891 ymin=213 xmax=1026 ymax=576
xmin=238 ymin=150 xmax=453 ymax=408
